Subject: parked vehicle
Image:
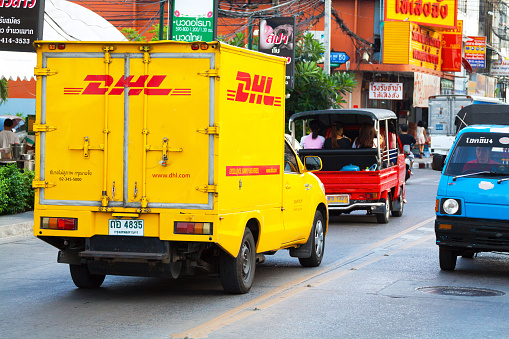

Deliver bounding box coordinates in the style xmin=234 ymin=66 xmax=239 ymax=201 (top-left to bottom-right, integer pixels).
xmin=428 ymin=95 xmax=505 ymax=170
xmin=289 ymin=109 xmax=406 ymax=224
xmin=32 ymin=41 xmax=328 ymax=294
xmin=434 ymin=124 xmax=509 ymax=270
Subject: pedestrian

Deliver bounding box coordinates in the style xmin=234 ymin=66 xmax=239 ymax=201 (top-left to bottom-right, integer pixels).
xmin=300 ymin=120 xmax=325 ymax=149
xmin=0 ymin=119 xmax=20 ymax=159
xmin=415 ymin=120 xmax=427 ymax=158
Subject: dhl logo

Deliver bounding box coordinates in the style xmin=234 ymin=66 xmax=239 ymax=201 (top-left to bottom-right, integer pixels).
xmin=64 ymin=75 xmax=191 ymax=96
xmin=227 ymin=71 xmax=281 ymax=106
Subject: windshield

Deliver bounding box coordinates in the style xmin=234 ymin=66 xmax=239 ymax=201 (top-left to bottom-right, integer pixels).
xmin=444 ymin=132 xmax=509 ymax=177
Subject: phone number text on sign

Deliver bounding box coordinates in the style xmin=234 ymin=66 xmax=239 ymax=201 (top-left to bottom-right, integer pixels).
xmin=369 ymin=82 xmax=403 ymax=100
xmin=109 ymin=219 xmax=144 ymax=236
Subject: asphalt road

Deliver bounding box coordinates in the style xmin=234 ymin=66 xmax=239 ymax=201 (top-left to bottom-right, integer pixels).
xmin=1 ymin=168 xmax=508 ymax=339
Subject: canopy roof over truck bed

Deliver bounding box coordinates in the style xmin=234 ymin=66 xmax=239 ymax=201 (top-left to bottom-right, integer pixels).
xmin=456 ymin=104 xmax=509 ymax=132
xmin=289 ymin=109 xmax=396 ymax=126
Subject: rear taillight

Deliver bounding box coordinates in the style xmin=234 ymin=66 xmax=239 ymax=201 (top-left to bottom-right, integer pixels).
xmin=41 ymin=217 xmax=77 ymax=230
xmin=174 ymin=222 xmax=212 ymax=235
xmin=366 ymin=193 xmax=379 ymax=199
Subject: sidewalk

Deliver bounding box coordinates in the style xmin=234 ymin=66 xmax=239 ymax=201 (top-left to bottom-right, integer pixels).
xmin=0 ymin=211 xmax=34 ymax=238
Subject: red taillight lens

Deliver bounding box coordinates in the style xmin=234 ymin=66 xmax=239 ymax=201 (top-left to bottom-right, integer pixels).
xmin=191 ymin=43 xmax=200 ymax=50
xmin=175 ymin=222 xmax=212 ymax=235
xmin=57 ymin=44 xmax=65 ymax=50
xmin=41 ymin=217 xmax=77 ymax=230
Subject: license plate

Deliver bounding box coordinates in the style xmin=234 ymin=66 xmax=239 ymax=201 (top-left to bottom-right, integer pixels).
xmin=327 ymin=194 xmax=349 ymax=205
xmin=109 ymin=219 xmax=144 ymax=236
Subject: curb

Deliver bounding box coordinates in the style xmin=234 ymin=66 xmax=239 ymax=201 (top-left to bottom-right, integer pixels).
xmin=413 ymin=162 xmax=431 ymax=169
xmin=0 ymin=221 xmax=33 ymax=238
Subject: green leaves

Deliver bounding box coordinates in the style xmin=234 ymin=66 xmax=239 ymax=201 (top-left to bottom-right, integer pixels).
xmin=0 ymin=78 xmax=8 ymax=105
xmin=0 ymin=165 xmax=34 ymax=215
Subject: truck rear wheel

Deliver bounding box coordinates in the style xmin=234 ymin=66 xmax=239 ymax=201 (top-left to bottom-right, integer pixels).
xmin=439 ymin=247 xmax=457 ymax=271
xmin=219 ymin=228 xmax=256 ymax=294
xmin=299 ymin=210 xmax=325 ymax=267
xmin=376 ymin=197 xmax=390 ymax=224
xmin=391 ymin=188 xmax=404 ymax=217
xmin=69 ymin=264 xmax=105 ymax=289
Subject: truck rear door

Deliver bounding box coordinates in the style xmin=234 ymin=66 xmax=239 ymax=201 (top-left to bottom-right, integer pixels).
xmin=38 ymin=45 xmax=216 ymax=210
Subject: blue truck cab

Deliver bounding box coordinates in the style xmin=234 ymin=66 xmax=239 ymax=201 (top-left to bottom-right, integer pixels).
xmin=434 ymin=124 xmax=509 ymax=270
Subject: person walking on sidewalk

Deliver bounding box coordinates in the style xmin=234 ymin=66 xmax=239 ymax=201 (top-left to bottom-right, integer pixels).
xmin=415 ymin=120 xmax=427 ymax=158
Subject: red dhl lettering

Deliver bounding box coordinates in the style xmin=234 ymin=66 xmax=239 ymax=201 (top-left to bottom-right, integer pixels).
xmin=226 ymin=71 xmax=282 ymax=107
xmin=63 ymin=75 xmax=191 ymax=96
xmin=226 ymin=165 xmax=280 ymax=176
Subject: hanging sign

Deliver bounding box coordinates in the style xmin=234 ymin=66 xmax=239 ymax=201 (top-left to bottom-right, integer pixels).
xmin=369 ymin=82 xmax=403 ymax=100
xmin=465 ymin=36 xmax=486 ymax=68
xmin=171 ymin=0 xmax=217 ymax=42
xmin=441 ymin=20 xmax=462 ymax=72
xmin=0 ymin=0 xmax=44 ymax=52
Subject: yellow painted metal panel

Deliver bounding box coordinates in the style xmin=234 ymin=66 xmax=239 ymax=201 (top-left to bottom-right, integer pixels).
xmin=383 ymin=21 xmax=410 ymax=64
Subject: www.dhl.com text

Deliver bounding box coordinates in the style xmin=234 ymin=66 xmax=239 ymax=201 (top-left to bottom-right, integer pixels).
xmin=152 ymin=173 xmax=191 ymax=179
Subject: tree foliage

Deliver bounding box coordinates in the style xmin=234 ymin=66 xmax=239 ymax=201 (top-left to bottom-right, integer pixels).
xmin=0 ymin=165 xmax=34 ymax=215
xmin=286 ymin=33 xmax=357 ymax=119
xmin=0 ymin=78 xmax=8 ymax=105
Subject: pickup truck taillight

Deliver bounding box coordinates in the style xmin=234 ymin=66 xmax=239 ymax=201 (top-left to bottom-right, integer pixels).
xmin=174 ymin=222 xmax=212 ymax=235
xmin=41 ymin=217 xmax=77 ymax=230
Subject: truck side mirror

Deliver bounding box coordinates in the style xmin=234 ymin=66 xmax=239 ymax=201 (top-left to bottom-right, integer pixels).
xmin=304 ymin=156 xmax=322 ymax=172
xmin=432 ymin=154 xmax=445 ymax=171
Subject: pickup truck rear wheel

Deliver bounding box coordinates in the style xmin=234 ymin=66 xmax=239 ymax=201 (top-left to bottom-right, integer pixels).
xmin=299 ymin=210 xmax=325 ymax=267
xmin=69 ymin=264 xmax=105 ymax=289
xmin=391 ymin=188 xmax=404 ymax=217
xmin=376 ymin=197 xmax=390 ymax=224
xmin=219 ymin=228 xmax=256 ymax=294
xmin=439 ymin=247 xmax=457 ymax=271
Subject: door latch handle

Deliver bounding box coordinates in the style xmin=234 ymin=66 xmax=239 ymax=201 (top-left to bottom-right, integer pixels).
xmin=305 ymin=183 xmax=311 ymax=190
xmin=285 ymin=184 xmax=291 ymax=189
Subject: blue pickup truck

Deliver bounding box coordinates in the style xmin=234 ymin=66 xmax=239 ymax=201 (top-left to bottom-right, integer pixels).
xmin=434 ymin=124 xmax=509 ymax=270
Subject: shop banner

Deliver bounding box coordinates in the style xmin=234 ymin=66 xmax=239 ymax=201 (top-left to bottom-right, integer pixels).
xmin=441 ymin=20 xmax=462 ymax=72
xmin=475 ymin=74 xmax=486 ymax=96
xmin=454 ymin=77 xmax=466 ymax=94
xmin=171 ymin=0 xmax=216 ymax=42
xmin=0 ymin=0 xmax=44 ymax=52
xmin=413 ymin=72 xmax=440 ymax=107
xmin=465 ymin=36 xmax=486 ymax=68
xmin=259 ymin=17 xmax=295 ymax=89
xmin=491 ymin=59 xmax=509 ymax=76
xmin=385 ymin=0 xmax=457 ymax=29
xmin=369 ymin=82 xmax=403 ymax=100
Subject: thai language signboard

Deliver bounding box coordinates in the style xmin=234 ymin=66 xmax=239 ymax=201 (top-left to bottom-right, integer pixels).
xmin=409 ymin=23 xmax=441 ymax=70
xmin=385 ymin=0 xmax=457 ymax=29
xmin=441 ymin=20 xmax=462 ymax=72
xmin=465 ymin=36 xmax=486 ymax=68
xmin=171 ymin=0 xmax=216 ymax=42
xmin=0 ymin=0 xmax=44 ymax=52
xmin=369 ymin=82 xmax=403 ymax=100
xmin=491 ymin=59 xmax=509 ymax=76
xmin=258 ymin=17 xmax=295 ymax=89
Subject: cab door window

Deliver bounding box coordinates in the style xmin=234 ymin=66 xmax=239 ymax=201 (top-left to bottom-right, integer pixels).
xmin=284 ymin=142 xmax=300 ymax=173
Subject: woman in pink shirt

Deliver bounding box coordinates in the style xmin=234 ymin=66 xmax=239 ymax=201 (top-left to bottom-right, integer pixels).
xmin=300 ymin=120 xmax=325 ymax=149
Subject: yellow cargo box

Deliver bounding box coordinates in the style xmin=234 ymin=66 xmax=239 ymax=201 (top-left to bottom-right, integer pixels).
xmin=33 ymin=41 xmax=327 ymax=293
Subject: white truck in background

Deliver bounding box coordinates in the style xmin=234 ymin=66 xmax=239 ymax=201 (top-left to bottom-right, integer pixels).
xmin=428 ymin=95 xmax=501 ymax=170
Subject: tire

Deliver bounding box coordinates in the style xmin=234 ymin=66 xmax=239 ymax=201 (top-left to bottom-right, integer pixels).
xmin=391 ymin=187 xmax=404 ymax=217
xmin=299 ymin=210 xmax=325 ymax=267
xmin=69 ymin=264 xmax=105 ymax=289
xmin=439 ymin=247 xmax=457 ymax=271
xmin=219 ymin=228 xmax=256 ymax=294
xmin=376 ymin=197 xmax=390 ymax=224
xmin=461 ymin=250 xmax=475 ymax=259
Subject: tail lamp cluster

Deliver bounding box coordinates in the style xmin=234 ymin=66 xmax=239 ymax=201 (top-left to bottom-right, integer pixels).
xmin=174 ymin=222 xmax=212 ymax=235
xmin=191 ymin=43 xmax=211 ymax=50
xmin=48 ymin=44 xmax=66 ymax=50
xmin=41 ymin=217 xmax=77 ymax=230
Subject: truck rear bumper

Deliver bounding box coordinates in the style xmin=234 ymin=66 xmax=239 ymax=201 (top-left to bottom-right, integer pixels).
xmin=329 ymin=202 xmax=384 ymax=212
xmin=435 ymin=216 xmax=509 ymax=252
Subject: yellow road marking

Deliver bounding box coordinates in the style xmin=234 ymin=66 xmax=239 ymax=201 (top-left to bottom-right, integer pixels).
xmin=171 ymin=216 xmax=435 ymax=338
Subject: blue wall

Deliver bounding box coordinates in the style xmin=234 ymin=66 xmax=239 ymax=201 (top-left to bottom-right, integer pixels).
xmin=0 ymin=98 xmax=35 ymax=117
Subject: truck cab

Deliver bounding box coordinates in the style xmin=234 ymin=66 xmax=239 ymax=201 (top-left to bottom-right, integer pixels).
xmin=435 ymin=125 xmax=509 ymax=270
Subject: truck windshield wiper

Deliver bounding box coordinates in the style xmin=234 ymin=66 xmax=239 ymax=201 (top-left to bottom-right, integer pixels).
xmin=498 ymin=177 xmax=509 ymax=184
xmin=453 ymin=171 xmax=491 ymax=181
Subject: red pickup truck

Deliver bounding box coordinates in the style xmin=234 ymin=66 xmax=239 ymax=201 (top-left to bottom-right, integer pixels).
xmin=289 ymin=109 xmax=406 ymax=223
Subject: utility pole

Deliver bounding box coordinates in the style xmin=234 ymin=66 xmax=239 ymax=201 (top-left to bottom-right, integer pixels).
xmin=324 ymin=0 xmax=331 ymax=75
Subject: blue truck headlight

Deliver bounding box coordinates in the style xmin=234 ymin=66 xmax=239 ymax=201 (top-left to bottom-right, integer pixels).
xmin=442 ymin=198 xmax=460 ymax=215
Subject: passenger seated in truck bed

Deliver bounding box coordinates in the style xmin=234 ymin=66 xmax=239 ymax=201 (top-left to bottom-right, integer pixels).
xmin=323 ymin=121 xmax=352 ymax=149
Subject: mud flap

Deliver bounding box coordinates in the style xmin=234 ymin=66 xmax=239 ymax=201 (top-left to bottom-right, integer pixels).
xmin=289 ymin=227 xmax=313 ymax=258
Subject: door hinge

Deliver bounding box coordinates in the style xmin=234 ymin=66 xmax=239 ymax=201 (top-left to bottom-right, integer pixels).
xmin=32 ymin=180 xmax=56 ymax=189
xmin=197 ymin=126 xmax=219 ymax=135
xmin=34 ymin=67 xmax=58 ymax=77
xmin=197 ymin=69 xmax=219 ymax=77
xmin=32 ymin=124 xmax=57 ymax=133
xmin=196 ymin=185 xmax=218 ymax=194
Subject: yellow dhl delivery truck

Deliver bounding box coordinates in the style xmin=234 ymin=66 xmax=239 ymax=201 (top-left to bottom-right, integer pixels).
xmin=32 ymin=41 xmax=328 ymax=293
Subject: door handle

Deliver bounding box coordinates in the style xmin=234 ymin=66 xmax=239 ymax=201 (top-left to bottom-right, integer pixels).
xmin=285 ymin=184 xmax=291 ymax=189
xmin=305 ymin=183 xmax=311 ymax=190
